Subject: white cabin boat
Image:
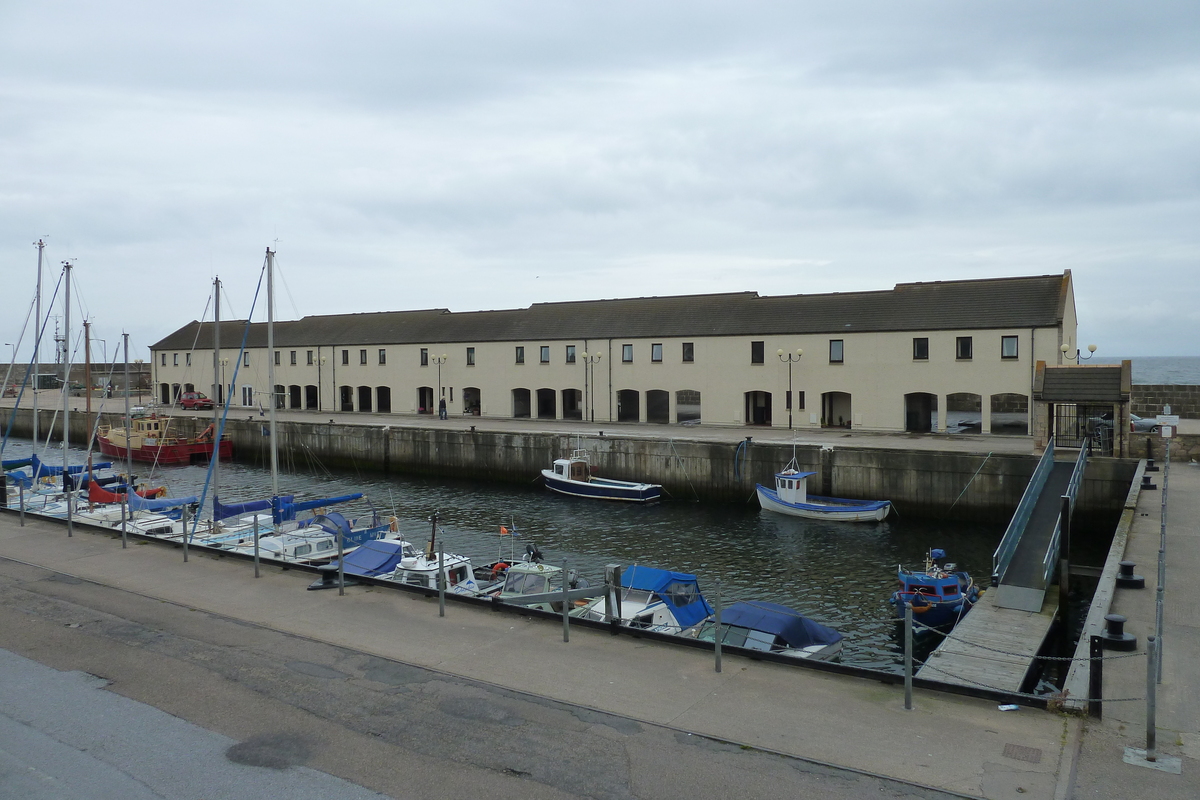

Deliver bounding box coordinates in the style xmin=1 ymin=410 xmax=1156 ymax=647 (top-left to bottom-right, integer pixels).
xmin=756 ymin=468 xmax=890 ymax=522
xmin=541 ymin=450 xmax=661 ymax=503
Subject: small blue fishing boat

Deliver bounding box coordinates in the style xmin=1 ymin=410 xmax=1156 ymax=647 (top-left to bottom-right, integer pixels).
xmin=756 ymin=460 xmax=890 ymax=522
xmin=889 ymin=549 xmax=981 ymax=629
xmin=542 ymin=450 xmax=661 ymax=503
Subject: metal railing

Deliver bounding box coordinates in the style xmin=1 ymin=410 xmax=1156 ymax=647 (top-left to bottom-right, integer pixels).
xmin=992 ymin=435 xmax=1056 ymax=585
xmin=1038 ymin=439 xmax=1089 ymax=589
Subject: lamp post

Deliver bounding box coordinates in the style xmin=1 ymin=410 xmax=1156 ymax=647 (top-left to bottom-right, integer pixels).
xmin=1061 ymin=343 xmax=1097 ymax=362
xmin=431 ymin=354 xmax=448 ymax=417
xmin=777 ymin=348 xmax=803 ymax=429
xmin=582 ymin=351 xmax=602 ymax=423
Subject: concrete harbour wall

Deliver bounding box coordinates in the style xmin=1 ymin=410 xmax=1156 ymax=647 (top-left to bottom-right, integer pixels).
xmin=2 ymin=407 xmax=1140 ymax=521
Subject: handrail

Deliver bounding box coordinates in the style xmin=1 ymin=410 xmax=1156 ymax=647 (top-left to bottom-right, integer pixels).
xmin=1038 ymin=439 xmax=1089 ymax=589
xmin=992 ymin=435 xmax=1056 ymax=585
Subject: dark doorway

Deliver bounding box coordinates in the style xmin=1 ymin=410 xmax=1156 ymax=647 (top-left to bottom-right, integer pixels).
xmin=512 ymin=388 xmax=531 ymax=418
xmin=305 ymin=384 xmax=318 ymax=410
xmin=536 ymin=388 xmax=556 ymax=419
xmin=744 ymin=391 xmax=771 ymax=426
xmin=617 ymin=390 xmax=640 ymax=422
xmin=904 ymin=392 xmax=936 ymax=432
xmin=288 ymin=385 xmax=302 ymax=409
xmin=561 ymin=389 xmax=581 ymax=420
xmin=376 ymin=386 xmax=391 ymax=413
xmin=418 ymin=386 xmax=434 ymax=414
xmin=340 ymin=385 xmax=354 ymax=412
xmin=646 ymin=390 xmax=669 ymax=424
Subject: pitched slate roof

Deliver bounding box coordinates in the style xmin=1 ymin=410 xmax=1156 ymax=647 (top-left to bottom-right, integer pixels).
xmin=151 ymin=272 xmax=1070 ymax=350
xmin=1038 ymin=365 xmax=1127 ymax=402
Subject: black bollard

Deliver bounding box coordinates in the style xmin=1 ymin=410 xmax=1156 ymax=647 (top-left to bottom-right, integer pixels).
xmin=1101 ymin=613 xmax=1137 ymax=651
xmin=1141 ymin=473 xmax=1157 ymax=491
xmin=1116 ymin=561 xmax=1146 ymax=590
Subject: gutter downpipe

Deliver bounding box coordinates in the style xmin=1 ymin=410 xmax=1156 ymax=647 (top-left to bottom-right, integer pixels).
xmin=607 ymin=338 xmax=613 ymax=423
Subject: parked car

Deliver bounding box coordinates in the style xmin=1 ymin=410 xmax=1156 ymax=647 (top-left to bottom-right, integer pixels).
xmin=1090 ymin=412 xmax=1159 ymax=434
xmin=179 ymin=391 xmax=214 ymax=410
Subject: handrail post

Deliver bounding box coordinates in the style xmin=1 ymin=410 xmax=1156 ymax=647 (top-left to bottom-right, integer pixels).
xmin=904 ymin=602 xmax=914 ymax=710
xmin=561 ymin=559 xmax=570 ymax=643
xmin=713 ymin=578 xmax=722 ymax=674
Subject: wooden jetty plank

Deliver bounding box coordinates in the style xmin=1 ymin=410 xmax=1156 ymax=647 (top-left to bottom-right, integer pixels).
xmin=916 ymin=590 xmax=1057 ymax=692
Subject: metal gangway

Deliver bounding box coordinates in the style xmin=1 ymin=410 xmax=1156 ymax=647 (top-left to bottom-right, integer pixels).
xmin=991 ymin=435 xmax=1089 ymax=612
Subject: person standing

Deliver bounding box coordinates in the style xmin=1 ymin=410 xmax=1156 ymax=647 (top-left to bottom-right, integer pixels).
xmin=438 ymin=396 xmax=447 ymax=420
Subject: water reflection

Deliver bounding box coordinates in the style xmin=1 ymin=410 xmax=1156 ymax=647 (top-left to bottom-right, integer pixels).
xmin=4 ymin=438 xmax=1005 ymax=670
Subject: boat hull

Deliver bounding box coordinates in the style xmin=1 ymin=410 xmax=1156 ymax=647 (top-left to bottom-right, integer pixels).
xmin=542 ymin=470 xmax=661 ymax=502
xmin=98 ymin=436 xmax=233 ymax=466
xmin=755 ymin=485 xmax=890 ymax=522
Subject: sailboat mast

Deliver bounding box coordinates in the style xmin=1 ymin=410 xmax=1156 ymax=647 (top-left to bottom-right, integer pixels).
xmin=266 ymin=248 xmax=279 ymax=502
xmin=84 ymin=320 xmax=91 ymax=461
xmin=62 ymin=261 xmax=72 ymax=535
xmin=33 ymin=239 xmax=43 ymax=447
xmin=212 ymin=276 xmax=221 ymax=508
xmin=123 ymin=333 xmax=132 ymax=488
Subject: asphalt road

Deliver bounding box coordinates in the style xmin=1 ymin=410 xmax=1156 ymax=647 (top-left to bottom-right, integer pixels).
xmin=0 ymin=557 xmax=971 ymax=800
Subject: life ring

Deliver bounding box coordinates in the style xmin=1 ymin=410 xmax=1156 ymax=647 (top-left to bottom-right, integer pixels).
xmin=909 ymin=593 xmax=931 ymax=613
xmin=491 ymin=562 xmax=509 ymax=579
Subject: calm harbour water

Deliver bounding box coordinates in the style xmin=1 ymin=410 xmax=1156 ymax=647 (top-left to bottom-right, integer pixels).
xmin=1093 ymin=356 xmax=1200 ymax=385
xmin=4 ymin=436 xmax=1011 ymax=671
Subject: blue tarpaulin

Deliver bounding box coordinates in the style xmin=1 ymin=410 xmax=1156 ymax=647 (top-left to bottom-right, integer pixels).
xmin=621 ymin=565 xmax=715 ymax=630
xmin=719 ymin=601 xmax=843 ymax=648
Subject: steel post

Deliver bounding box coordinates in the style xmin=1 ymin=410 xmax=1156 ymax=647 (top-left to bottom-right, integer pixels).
xmin=181 ymin=505 xmax=189 ymax=562
xmin=120 ymin=493 xmax=127 ymax=549
xmin=338 ymin=529 xmax=345 ymax=596
xmin=253 ymin=515 xmax=260 ymax=579
xmin=1146 ymin=636 xmax=1158 ymax=761
xmin=904 ymin=602 xmax=914 ymax=710
xmin=714 ymin=578 xmax=722 ymax=674
xmin=1088 ymin=635 xmax=1103 ymax=719
xmin=18 ymin=484 xmax=24 ymax=526
xmin=438 ymin=539 xmax=445 ymax=617
xmin=562 ymin=559 xmax=570 ymax=643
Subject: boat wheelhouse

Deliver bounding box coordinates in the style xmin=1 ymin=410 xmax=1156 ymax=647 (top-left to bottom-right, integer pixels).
xmin=541 ymin=450 xmax=661 ymax=503
xmin=572 ymin=566 xmax=713 ymax=634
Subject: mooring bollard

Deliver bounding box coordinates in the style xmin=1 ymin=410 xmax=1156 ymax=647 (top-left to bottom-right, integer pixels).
xmin=1146 ymin=636 xmax=1158 ymax=762
xmin=713 ymin=578 xmax=722 ymax=674
xmin=1116 ymin=561 xmax=1145 ymax=589
xmin=562 ymin=559 xmax=570 ymax=643
xmin=1101 ymin=614 xmax=1137 ymax=651
xmin=1088 ymin=635 xmax=1104 ymax=719
xmin=904 ymin=602 xmax=914 ymax=710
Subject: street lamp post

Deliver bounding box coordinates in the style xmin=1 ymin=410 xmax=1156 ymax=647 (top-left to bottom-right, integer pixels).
xmin=581 ymin=351 xmax=602 ymax=423
xmin=777 ymin=348 xmax=803 ymax=429
xmin=431 ymin=354 xmax=448 ymax=418
xmin=1061 ymin=343 xmax=1097 ymax=362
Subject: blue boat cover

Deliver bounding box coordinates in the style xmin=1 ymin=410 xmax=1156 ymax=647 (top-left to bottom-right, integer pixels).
xmin=128 ymin=492 xmax=199 ymax=512
xmin=273 ymin=493 xmax=363 ymax=523
xmin=31 ymin=454 xmax=114 ymax=478
xmin=334 ymin=539 xmax=409 ymax=577
xmin=621 ymin=565 xmax=715 ymax=630
xmin=720 ymin=601 xmax=843 ymax=648
xmin=2 ymin=457 xmax=32 ymax=470
xmin=214 ymin=496 xmax=293 ymax=521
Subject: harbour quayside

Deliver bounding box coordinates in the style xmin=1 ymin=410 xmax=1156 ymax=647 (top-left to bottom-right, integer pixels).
xmin=541 ymin=449 xmax=661 ymax=503
xmin=756 ymin=455 xmax=891 ymax=522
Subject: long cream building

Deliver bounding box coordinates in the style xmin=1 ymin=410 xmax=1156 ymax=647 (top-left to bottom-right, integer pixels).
xmin=149 ymin=272 xmax=1078 ymax=434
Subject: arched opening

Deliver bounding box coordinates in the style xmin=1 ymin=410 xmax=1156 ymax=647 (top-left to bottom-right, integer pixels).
xmin=512 ymin=388 xmax=530 ymax=418
xmin=904 ymin=392 xmax=937 ymax=432
xmin=377 ymin=386 xmax=392 ymax=413
xmin=617 ymin=389 xmax=640 ymax=422
xmin=646 ymin=389 xmax=670 ymax=424
xmin=184 ymin=383 xmax=195 ymax=393
xmin=744 ymin=391 xmax=771 ymax=426
xmin=288 ymin=385 xmax=302 ymax=409
xmin=676 ymin=389 xmax=701 ymax=424
xmin=357 ymin=386 xmax=372 ymax=412
xmin=160 ymin=383 xmax=171 ymax=405
xmin=171 ymin=383 xmax=182 ymax=403
xmin=561 ymin=388 xmax=581 ymax=420
xmin=304 ymin=385 xmax=318 ymax=410
xmin=418 ymin=386 xmax=434 ymax=414
xmin=339 ymin=385 xmax=354 ymax=412
xmin=536 ymin=388 xmax=556 ymax=419
xmin=821 ymin=392 xmax=852 ymax=428
xmin=946 ymin=392 xmax=982 ymax=433
xmin=462 ymin=386 xmax=480 ymax=416
xmin=274 ymin=384 xmax=286 ymax=410
xmin=990 ymin=392 xmax=1029 ymax=435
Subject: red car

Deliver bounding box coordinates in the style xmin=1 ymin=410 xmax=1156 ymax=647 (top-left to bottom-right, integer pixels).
xmin=179 ymin=391 xmax=214 ymax=410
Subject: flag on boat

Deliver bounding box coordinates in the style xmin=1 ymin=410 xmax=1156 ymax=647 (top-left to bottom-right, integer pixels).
xmin=499 ymin=525 xmax=518 ymax=537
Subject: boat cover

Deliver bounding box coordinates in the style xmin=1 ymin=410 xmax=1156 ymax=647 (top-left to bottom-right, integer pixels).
xmin=2 ymin=457 xmax=32 ymax=470
xmin=127 ymin=490 xmax=199 ymax=512
xmin=214 ymin=496 xmax=293 ymax=521
xmin=87 ymin=480 xmax=175 ymax=506
xmin=720 ymin=601 xmax=843 ymax=648
xmin=31 ymin=454 xmax=114 ymax=478
xmin=334 ymin=539 xmax=409 ymax=577
xmin=621 ymin=566 xmax=715 ymax=630
xmin=273 ymin=493 xmax=363 ymax=523
xmin=65 ymin=473 xmax=122 ymax=490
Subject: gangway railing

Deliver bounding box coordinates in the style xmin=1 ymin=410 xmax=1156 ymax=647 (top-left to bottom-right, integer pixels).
xmin=992 ymin=436 xmax=1056 ymax=585
xmin=1037 ymin=439 xmax=1089 ymax=590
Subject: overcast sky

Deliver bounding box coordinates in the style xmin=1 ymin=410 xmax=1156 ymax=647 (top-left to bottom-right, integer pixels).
xmin=2 ymin=1 xmax=1197 ymax=364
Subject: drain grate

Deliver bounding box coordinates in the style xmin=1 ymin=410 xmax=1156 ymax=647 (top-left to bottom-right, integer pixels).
xmin=1003 ymin=743 xmax=1043 ymax=763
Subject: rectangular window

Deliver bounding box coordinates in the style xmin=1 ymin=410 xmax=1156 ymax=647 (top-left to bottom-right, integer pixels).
xmin=515 ymin=346 xmax=524 ymax=364
xmin=306 ymin=350 xmax=314 ymax=365
xmin=751 ymin=341 xmax=764 ymax=364
xmin=342 ymin=349 xmax=349 ymax=366
xmin=378 ymin=349 xmax=386 ymax=365
xmin=185 ymin=353 xmax=191 ymax=366
xmin=290 ymin=351 xmax=297 ymax=366
xmin=466 ymin=347 xmax=475 ymax=366
xmin=274 ymin=350 xmax=281 ymax=366
xmin=173 ymin=353 xmax=178 ymax=366
xmin=420 ymin=348 xmax=428 ymax=366
xmin=797 ymin=390 xmax=805 ymax=410
xmin=829 ymin=339 xmax=844 ymax=363
xmin=241 ymin=385 xmax=254 ymax=406
xmin=161 ymin=353 xmax=166 ymax=366
xmin=359 ymin=349 xmax=367 ymax=365
xmin=956 ymin=336 xmax=973 ymax=360
xmin=622 ymin=344 xmax=633 ymax=363
xmin=913 ymin=337 xmax=929 ymax=360
xmin=565 ymin=345 xmax=576 ymax=364
xmin=540 ymin=346 xmax=550 ymax=364
xmin=682 ymin=342 xmax=694 ymax=362
xmin=651 ymin=343 xmax=663 ymax=362
xmin=243 ymin=352 xmax=250 ymax=367
xmin=1001 ymin=335 xmax=1018 ymax=359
